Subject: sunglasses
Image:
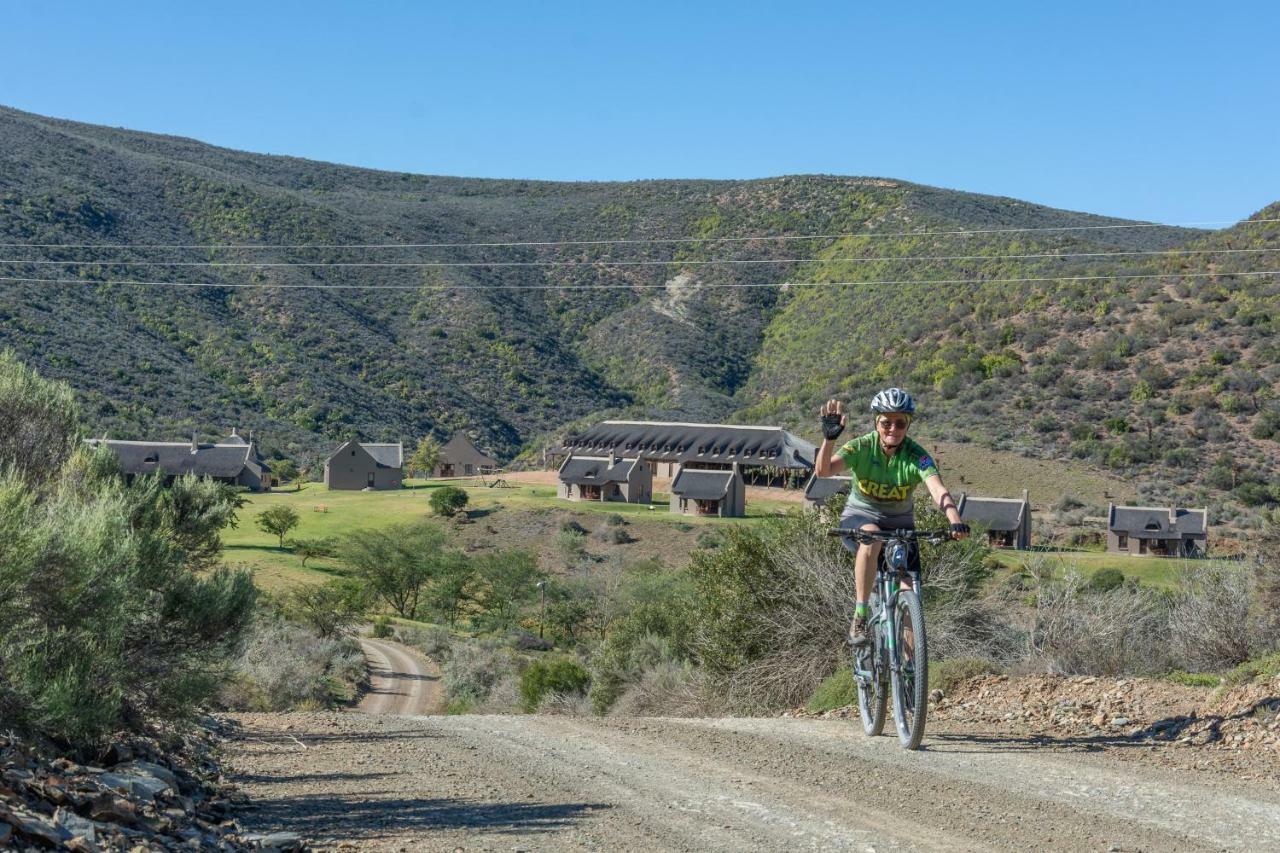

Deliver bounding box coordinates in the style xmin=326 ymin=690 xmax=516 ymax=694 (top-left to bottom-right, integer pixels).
xmin=876 ymin=418 xmax=910 ymax=430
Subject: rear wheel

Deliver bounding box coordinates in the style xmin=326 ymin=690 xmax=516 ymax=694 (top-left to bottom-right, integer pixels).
xmin=890 ymin=590 xmax=928 ymax=750
xmin=855 ymin=633 xmax=888 ymax=736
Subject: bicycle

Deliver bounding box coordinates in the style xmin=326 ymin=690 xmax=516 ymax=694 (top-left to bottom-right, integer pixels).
xmin=828 ymin=527 xmax=953 ymax=750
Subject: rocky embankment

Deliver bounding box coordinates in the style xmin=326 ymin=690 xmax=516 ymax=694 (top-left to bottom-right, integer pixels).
xmin=791 ymin=672 xmax=1280 ymax=779
xmin=0 ymin=719 xmax=301 ymax=852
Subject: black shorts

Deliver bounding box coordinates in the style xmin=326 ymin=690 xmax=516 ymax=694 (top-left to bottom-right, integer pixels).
xmin=838 ymin=508 xmax=918 ymax=568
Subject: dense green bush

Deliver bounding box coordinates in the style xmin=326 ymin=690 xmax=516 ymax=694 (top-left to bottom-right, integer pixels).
xmin=1086 ymin=568 xmax=1126 ymax=593
xmin=429 ymin=486 xmax=469 ymax=516
xmin=0 ymin=356 xmax=256 ymax=745
xmin=520 ymin=656 xmax=591 ymax=712
xmin=805 ymin=668 xmax=855 ymax=713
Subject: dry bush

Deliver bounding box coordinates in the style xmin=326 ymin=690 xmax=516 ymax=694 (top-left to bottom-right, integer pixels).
xmin=396 ymin=624 xmax=452 ymax=659
xmin=1028 ymin=569 xmax=1173 ymax=675
xmin=1169 ymin=562 xmax=1274 ymax=671
xmin=538 ymin=690 xmax=593 ymax=716
xmin=442 ymin=638 xmax=515 ymax=706
xmin=220 ymin=617 xmax=364 ymax=711
xmin=477 ymin=673 xmax=522 ymax=714
xmin=609 ymin=661 xmax=718 ymax=718
xmin=923 ymin=545 xmax=1024 ymax=665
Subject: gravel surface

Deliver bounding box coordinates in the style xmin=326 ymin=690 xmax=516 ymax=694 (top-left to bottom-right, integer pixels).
xmin=357 ymin=639 xmax=444 ymax=716
xmin=223 ymin=710 xmax=1280 ymax=851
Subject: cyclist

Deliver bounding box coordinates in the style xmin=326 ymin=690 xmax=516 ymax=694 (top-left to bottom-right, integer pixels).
xmin=814 ymin=388 xmax=969 ymax=646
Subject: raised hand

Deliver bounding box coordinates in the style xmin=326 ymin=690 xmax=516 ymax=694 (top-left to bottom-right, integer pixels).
xmin=819 ymin=398 xmax=847 ymax=441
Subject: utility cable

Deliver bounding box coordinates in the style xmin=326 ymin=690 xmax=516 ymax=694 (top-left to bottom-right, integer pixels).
xmin=1 ymin=270 xmax=1274 ymax=292
xmin=1 ymin=218 xmax=1276 ymax=251
xmin=0 ymin=246 xmax=1274 ymax=269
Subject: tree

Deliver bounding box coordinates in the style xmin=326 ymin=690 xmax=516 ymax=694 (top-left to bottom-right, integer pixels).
xmin=257 ymin=505 xmax=300 ymax=547
xmin=289 ymin=537 xmax=337 ymax=568
xmin=429 ymin=485 xmax=469 ymax=516
xmin=409 ymin=436 xmax=443 ymax=479
xmin=287 ymin=578 xmax=368 ymax=638
xmin=423 ymin=551 xmax=475 ymax=626
xmin=272 ymin=459 xmax=299 ymax=487
xmin=472 ymin=550 xmax=544 ymax=630
xmin=341 ymin=522 xmax=449 ymax=618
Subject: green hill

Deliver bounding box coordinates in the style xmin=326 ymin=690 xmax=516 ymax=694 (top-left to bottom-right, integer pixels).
xmin=1 ymin=106 xmax=1276 ymax=526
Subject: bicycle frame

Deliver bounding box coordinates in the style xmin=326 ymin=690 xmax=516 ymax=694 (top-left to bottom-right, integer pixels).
xmin=851 ymin=534 xmax=920 ymax=685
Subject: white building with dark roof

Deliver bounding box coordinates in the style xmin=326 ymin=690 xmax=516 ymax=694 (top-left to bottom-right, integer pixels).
xmin=669 ymin=464 xmax=745 ymax=518
xmin=324 ymin=440 xmax=404 ymax=490
xmin=558 ymin=455 xmax=653 ymax=503
xmin=957 ymin=490 xmax=1032 ymax=549
xmin=1107 ymin=504 xmax=1207 ymax=557
xmin=85 ymin=428 xmax=272 ymax=491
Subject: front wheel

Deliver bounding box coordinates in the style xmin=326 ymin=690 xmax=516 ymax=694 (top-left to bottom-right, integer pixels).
xmin=890 ymin=590 xmax=928 ymax=750
xmin=855 ymin=638 xmax=888 ymax=736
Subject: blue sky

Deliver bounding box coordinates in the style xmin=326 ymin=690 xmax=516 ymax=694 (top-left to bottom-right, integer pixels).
xmin=4 ymin=1 xmax=1277 ymax=223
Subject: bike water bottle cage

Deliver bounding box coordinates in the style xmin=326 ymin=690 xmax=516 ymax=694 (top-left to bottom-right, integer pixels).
xmin=820 ymin=413 xmax=845 ymax=441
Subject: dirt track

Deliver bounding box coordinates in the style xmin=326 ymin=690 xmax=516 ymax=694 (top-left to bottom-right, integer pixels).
xmin=224 ymin=711 xmax=1280 ymax=851
xmin=356 ymin=639 xmax=445 ymax=716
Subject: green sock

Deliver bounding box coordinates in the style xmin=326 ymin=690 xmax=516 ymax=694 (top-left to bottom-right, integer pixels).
xmin=855 ymin=602 xmax=869 ymax=619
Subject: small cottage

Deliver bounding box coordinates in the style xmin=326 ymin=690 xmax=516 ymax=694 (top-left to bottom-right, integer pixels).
xmin=957 ymin=490 xmax=1033 ymax=549
xmin=669 ymin=464 xmax=745 ymax=518
xmin=1107 ymin=504 xmax=1207 ymax=557
xmin=324 ymin=440 xmax=404 ymax=490
xmin=558 ymin=455 xmax=653 ymax=503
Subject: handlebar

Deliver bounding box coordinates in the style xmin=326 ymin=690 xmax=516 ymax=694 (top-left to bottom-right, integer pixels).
xmin=827 ymin=528 xmax=954 ymax=545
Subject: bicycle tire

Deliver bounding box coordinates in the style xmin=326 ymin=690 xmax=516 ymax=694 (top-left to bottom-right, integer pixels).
xmin=890 ymin=590 xmax=929 ymax=750
xmin=855 ymin=638 xmax=888 ymax=736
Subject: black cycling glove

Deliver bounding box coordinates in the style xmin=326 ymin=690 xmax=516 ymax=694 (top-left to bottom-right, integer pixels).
xmin=820 ymin=413 xmax=845 ymax=441
xmin=950 ymin=522 xmax=971 ymax=537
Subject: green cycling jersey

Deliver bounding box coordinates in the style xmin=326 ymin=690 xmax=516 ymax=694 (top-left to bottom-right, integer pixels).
xmin=836 ymin=432 xmax=940 ymax=516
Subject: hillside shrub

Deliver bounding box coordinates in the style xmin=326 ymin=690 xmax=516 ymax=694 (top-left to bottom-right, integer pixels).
xmin=442 ymin=638 xmax=516 ymax=706
xmin=805 ymin=668 xmax=855 ymax=713
xmin=1086 ymin=568 xmax=1126 ymax=593
xmin=429 ymin=486 xmax=469 ymax=516
xmin=520 ymin=656 xmax=591 ymax=712
xmin=928 ymin=657 xmax=1000 ymax=695
xmin=371 ymin=615 xmax=393 ymax=638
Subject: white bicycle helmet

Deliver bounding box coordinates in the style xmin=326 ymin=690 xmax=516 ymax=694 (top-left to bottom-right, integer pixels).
xmin=870 ymin=387 xmax=916 ymax=415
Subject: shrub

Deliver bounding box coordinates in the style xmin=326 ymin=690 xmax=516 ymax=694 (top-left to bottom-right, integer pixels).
xmin=371 ymin=615 xmax=393 ymax=638
xmin=1162 ymin=670 xmax=1221 ymax=688
xmin=219 ymin=615 xmax=364 ymax=711
xmin=1086 ymin=568 xmax=1126 ymax=593
xmin=560 ymin=518 xmax=588 ymax=535
xmin=442 ymin=638 xmax=516 ymax=705
xmin=928 ymin=657 xmax=1000 ymax=695
xmin=429 ymin=485 xmax=469 ymax=516
xmin=595 ymin=524 xmax=634 ymax=544
xmin=397 ymin=624 xmax=452 ymax=658
xmin=608 ymin=660 xmax=709 ymax=717
xmin=1030 ymin=570 xmax=1171 ymax=675
xmin=520 ymin=656 xmax=591 ymax=712
xmin=1168 ymin=563 xmax=1273 ymax=672
xmin=605 ymin=514 xmax=628 ymax=526
xmin=0 ymin=434 xmax=256 ymax=745
xmin=1222 ymin=652 xmax=1280 ymax=687
xmin=805 ymin=668 xmax=855 ymax=713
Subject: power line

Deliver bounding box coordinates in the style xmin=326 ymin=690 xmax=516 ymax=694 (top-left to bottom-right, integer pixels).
xmin=1 ymin=217 xmax=1277 ymax=251
xmin=1 ymin=270 xmax=1274 ymax=292
xmin=0 ymin=246 xmax=1274 ymax=269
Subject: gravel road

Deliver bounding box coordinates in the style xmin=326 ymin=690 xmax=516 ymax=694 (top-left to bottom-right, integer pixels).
xmin=224 ymin=711 xmax=1280 ymax=851
xmin=356 ymin=639 xmax=445 ymax=716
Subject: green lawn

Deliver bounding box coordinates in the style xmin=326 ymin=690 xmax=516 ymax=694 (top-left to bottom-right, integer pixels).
xmin=223 ymin=479 xmax=800 ymax=594
xmin=988 ymin=547 xmax=1235 ymax=589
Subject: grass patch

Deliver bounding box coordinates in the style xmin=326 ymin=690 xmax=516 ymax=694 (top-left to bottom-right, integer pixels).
xmin=805 ymin=668 xmax=855 ymax=713
xmin=1222 ymin=652 xmax=1280 ymax=687
xmin=1161 ymin=670 xmax=1222 ymax=688
xmin=928 ymin=657 xmax=1000 ymax=695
